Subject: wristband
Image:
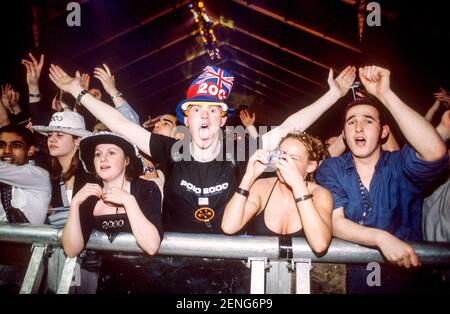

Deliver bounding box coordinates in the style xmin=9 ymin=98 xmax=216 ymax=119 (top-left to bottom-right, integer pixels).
xmin=111 ymin=92 xmax=123 ymax=99
xmin=76 ymin=89 xmax=89 ymax=106
xmin=236 ymin=188 xmax=249 ymax=197
xmin=295 ymin=194 xmax=313 ymax=203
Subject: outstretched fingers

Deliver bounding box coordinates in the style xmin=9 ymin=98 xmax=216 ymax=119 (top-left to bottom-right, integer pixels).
xmin=102 ymin=63 xmax=112 ymax=77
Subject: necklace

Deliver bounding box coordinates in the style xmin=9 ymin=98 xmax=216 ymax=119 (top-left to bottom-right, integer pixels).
xmin=356 ymin=173 xmax=372 ymax=225
xmin=103 ymin=175 xmax=126 ymax=215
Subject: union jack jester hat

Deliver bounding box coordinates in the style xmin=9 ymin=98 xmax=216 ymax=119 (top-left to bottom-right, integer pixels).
xmin=176 ymin=66 xmax=235 ymax=123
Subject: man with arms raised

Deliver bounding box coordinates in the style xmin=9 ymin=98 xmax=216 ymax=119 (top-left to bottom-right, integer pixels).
xmin=48 ymin=64 xmax=356 ymax=233
xmin=316 ymin=66 xmax=448 ymax=292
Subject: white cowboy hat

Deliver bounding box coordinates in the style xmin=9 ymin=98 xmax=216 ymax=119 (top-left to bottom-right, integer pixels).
xmin=32 ymin=111 xmax=92 ymax=138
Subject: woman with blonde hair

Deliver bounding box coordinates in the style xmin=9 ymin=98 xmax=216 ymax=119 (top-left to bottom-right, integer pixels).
xmin=222 ymin=131 xmax=333 ymax=254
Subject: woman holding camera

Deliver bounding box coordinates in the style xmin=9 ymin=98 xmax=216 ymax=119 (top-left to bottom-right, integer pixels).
xmin=222 ymin=131 xmax=333 ymax=254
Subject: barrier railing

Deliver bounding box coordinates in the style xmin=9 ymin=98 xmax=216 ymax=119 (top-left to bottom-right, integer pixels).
xmin=1 ymin=223 xmax=450 ymax=294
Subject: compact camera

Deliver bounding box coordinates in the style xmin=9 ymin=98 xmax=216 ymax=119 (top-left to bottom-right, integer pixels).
xmin=267 ymin=150 xmax=284 ymax=164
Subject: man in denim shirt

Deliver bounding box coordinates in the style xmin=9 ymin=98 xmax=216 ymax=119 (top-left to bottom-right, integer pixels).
xmin=316 ymin=66 xmax=448 ymax=282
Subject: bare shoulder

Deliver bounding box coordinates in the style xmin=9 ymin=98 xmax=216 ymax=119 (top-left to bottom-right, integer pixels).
xmin=310 ymin=182 xmax=333 ymax=201
xmin=251 ymin=176 xmax=278 ymax=193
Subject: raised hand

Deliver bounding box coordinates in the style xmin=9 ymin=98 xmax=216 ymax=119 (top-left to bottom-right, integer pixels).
xmin=21 ymin=53 xmax=44 ymax=91
xmin=434 ymin=89 xmax=450 ymax=109
xmin=94 ymin=63 xmax=119 ymax=96
xmin=1 ymin=84 xmax=13 ymax=110
xmin=275 ymin=154 xmax=305 ymax=189
xmin=49 ymin=64 xmax=82 ymax=95
xmin=244 ymin=149 xmax=270 ymax=182
xmin=327 ymin=66 xmax=357 ymax=98
xmin=239 ymin=109 xmax=256 ymax=128
xmin=359 ymin=65 xmax=391 ymax=98
xmin=433 ymin=87 xmax=448 ymax=101
xmin=80 ymin=73 xmax=90 ymax=90
xmin=51 ymin=93 xmax=63 ymax=112
xmin=142 ymin=115 xmax=161 ymax=129
xmin=88 ymin=88 xmax=102 ymax=100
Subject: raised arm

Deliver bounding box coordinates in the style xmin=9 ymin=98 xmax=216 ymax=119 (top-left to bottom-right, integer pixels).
xmin=436 ymin=110 xmax=450 ymax=142
xmin=21 ymin=53 xmax=44 ymax=104
xmin=0 ymin=92 xmax=10 ymax=126
xmin=222 ymin=150 xmax=266 ymax=234
xmin=93 ymin=64 xmax=140 ymax=124
xmin=359 ymin=65 xmax=446 ymax=161
xmin=261 ymin=66 xmax=356 ymax=150
xmin=49 ymin=64 xmax=151 ymax=156
xmin=239 ymin=109 xmax=259 ymax=139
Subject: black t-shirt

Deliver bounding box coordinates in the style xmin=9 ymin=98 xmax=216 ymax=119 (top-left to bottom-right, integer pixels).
xmin=150 ymin=133 xmax=257 ymax=233
xmin=79 ymin=178 xmax=163 ymax=244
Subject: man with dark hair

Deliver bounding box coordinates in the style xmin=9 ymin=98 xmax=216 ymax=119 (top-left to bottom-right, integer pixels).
xmin=316 ymin=65 xmax=448 ymax=292
xmin=0 ymin=124 xmax=51 ymax=224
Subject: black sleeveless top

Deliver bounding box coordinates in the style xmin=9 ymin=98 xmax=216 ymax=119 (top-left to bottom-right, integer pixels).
xmin=247 ymin=211 xmax=306 ymax=237
xmin=246 ymin=178 xmax=306 ymax=237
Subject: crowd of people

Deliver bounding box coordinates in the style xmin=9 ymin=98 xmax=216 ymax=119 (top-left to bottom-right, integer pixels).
xmin=1 ymin=52 xmax=449 ymax=293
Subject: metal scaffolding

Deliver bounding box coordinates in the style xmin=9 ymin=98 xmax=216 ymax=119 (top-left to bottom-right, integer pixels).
xmin=1 ymin=223 xmax=450 ymax=294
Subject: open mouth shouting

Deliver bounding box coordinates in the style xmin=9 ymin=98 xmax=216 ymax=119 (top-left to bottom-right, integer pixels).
xmin=354 ymin=136 xmax=367 ymax=147
xmin=199 ymin=122 xmax=211 ymax=140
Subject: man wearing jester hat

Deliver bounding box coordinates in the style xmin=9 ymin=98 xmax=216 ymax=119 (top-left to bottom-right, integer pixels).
xmin=48 ymin=63 xmax=357 ymax=233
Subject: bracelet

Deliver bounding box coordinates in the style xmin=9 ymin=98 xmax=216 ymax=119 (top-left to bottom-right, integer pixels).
xmin=76 ymin=89 xmax=89 ymax=106
xmin=295 ymin=194 xmax=313 ymax=203
xmin=29 ymin=93 xmax=41 ymax=98
xmin=111 ymin=92 xmax=123 ymax=99
xmin=236 ymin=188 xmax=249 ymax=197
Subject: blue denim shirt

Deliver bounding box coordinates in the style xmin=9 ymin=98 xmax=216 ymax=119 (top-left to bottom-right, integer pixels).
xmin=316 ymin=145 xmax=449 ymax=241
xmin=117 ymin=102 xmax=140 ymax=125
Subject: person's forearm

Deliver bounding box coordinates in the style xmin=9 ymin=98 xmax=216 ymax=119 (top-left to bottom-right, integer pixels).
xmin=116 ymin=101 xmax=140 ymax=125
xmin=246 ymin=124 xmax=259 ymax=139
xmin=424 ymin=100 xmax=440 ymax=122
xmin=292 ymin=184 xmax=332 ymax=253
xmin=124 ymin=197 xmax=161 ymax=255
xmin=69 ymin=86 xmax=151 ymax=155
xmin=61 ymin=204 xmax=85 ymax=257
xmin=28 ymin=83 xmax=41 ymax=104
xmin=112 ymin=96 xmax=126 ymax=108
xmin=222 ymin=174 xmax=257 ymax=234
xmin=0 ymin=104 xmax=10 ymax=126
xmin=221 ymin=195 xmax=250 ymax=234
xmin=262 ymin=90 xmax=340 ymax=150
xmin=333 ymin=215 xmax=387 ymax=248
xmin=436 ymin=124 xmax=450 ymax=142
xmin=379 ymin=90 xmax=446 ymax=161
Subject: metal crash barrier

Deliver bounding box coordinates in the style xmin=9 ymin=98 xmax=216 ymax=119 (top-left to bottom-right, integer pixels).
xmin=1 ymin=222 xmax=450 ymax=294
